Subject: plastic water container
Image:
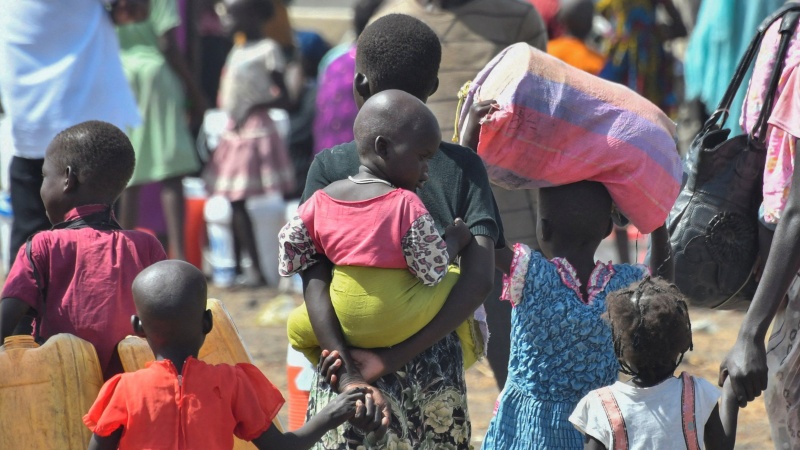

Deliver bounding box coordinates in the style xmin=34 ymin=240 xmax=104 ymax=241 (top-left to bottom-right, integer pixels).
xmin=268 ymin=109 xmax=291 ymax=145
xmin=183 ymin=178 xmax=207 ymax=271
xmin=117 ymin=299 xmax=283 ymax=448
xmin=0 ymin=334 xmax=103 ymax=450
xmin=246 ymin=193 xmax=285 ymax=286
xmin=0 ymin=192 xmax=13 ymax=276
xmin=204 ymin=196 xmax=236 ymax=288
xmin=286 ymin=344 xmax=315 ymax=430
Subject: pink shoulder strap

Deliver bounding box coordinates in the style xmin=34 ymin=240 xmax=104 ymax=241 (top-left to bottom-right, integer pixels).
xmin=681 ymin=372 xmax=702 ymax=450
xmin=597 ymin=387 xmax=629 ymax=450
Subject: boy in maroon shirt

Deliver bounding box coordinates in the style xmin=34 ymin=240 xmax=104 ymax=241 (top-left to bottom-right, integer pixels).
xmin=0 ymin=121 xmax=166 ymax=379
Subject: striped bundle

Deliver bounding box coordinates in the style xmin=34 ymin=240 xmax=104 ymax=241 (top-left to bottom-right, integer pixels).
xmin=458 ymin=43 xmax=682 ymax=234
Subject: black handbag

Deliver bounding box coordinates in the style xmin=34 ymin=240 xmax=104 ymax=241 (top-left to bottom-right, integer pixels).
xmin=668 ymin=5 xmax=800 ymax=310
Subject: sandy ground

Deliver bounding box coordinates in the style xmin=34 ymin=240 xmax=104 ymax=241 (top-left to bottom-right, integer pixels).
xmin=211 ymin=284 xmax=774 ymax=449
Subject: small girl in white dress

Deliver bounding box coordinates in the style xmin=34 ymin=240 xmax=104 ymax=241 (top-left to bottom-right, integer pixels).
xmin=569 ymin=277 xmax=739 ymax=450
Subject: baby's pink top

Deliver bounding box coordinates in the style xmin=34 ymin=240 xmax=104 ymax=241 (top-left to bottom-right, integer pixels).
xmin=279 ymin=188 xmax=449 ymax=286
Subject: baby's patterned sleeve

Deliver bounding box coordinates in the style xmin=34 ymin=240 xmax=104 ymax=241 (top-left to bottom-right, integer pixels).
xmin=401 ymin=213 xmax=449 ymax=286
xmin=500 ymin=243 xmax=532 ymax=306
xmin=278 ymin=215 xmax=319 ymax=276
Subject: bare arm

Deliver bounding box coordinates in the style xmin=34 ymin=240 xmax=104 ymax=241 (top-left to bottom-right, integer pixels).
xmin=252 ymin=388 xmax=372 ymax=450
xmin=720 ymin=147 xmax=800 ymax=405
xmin=158 ymin=28 xmax=207 ymax=128
xmin=359 ymin=235 xmax=495 ymax=377
xmin=657 ymin=0 xmax=688 ymax=40
xmin=0 ymin=298 xmax=31 ymax=342
xmin=704 ymin=379 xmax=738 ymax=450
xmin=584 ymin=434 xmax=607 ymax=450
xmin=495 ymin=245 xmax=514 ymax=276
xmin=300 ymin=260 xmax=364 ymax=390
xmin=649 ymin=223 xmax=673 ymax=281
xmin=87 ymin=429 xmax=123 ymax=450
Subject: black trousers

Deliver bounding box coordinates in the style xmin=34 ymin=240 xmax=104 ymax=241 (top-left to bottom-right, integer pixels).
xmin=9 ymin=156 xmax=50 ymax=270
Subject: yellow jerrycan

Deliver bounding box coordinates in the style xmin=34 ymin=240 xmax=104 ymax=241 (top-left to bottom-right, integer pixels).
xmin=0 ymin=333 xmax=104 ymax=450
xmin=117 ymin=298 xmax=284 ymax=449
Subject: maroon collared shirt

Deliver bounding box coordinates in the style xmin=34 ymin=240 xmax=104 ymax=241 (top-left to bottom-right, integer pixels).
xmin=2 ymin=204 xmax=166 ymax=378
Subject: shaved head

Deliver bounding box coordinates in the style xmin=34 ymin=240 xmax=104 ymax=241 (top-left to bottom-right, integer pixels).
xmin=132 ymin=260 xmax=208 ymax=345
xmin=354 ymin=89 xmax=441 ymax=158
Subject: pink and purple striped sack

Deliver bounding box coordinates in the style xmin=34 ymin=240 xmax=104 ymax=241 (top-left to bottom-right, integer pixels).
xmin=457 ymin=43 xmax=682 ymax=234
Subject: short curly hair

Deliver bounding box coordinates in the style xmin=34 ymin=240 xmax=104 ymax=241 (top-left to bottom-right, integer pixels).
xmin=49 ymin=121 xmax=136 ymax=202
xmin=604 ymin=277 xmax=693 ymax=385
xmin=356 ymin=14 xmax=442 ymax=100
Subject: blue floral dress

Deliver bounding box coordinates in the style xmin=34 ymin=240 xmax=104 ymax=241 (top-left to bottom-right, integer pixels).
xmin=482 ymin=244 xmax=647 ymax=449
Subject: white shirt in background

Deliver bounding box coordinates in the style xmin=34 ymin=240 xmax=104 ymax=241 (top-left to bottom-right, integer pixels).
xmin=569 ymin=375 xmax=721 ymax=450
xmin=0 ymin=0 xmax=140 ymax=158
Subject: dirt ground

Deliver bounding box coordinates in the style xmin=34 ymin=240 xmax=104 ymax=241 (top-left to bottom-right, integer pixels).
xmin=211 ymin=285 xmax=774 ymax=449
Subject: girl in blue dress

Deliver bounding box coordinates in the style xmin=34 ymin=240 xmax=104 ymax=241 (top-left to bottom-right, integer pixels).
xmin=482 ymin=181 xmax=670 ymax=449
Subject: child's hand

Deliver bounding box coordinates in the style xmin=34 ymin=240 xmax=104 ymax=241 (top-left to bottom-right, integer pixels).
xmin=445 ymin=218 xmax=473 ymax=260
xmin=459 ymin=99 xmax=497 ymax=151
xmin=319 ymin=349 xmax=344 ymax=387
xmin=341 ymin=384 xmax=391 ymax=439
xmin=320 ymin=386 xmax=369 ymax=426
xmin=110 ymin=0 xmax=149 ymax=25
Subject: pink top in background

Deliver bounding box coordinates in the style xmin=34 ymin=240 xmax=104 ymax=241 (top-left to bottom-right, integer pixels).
xmin=742 ymin=20 xmax=800 ymax=225
xmin=2 ymin=204 xmax=167 ymax=377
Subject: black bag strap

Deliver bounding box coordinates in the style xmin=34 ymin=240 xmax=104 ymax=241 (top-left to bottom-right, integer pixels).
xmin=703 ymin=2 xmax=800 ymax=132
xmin=25 ymin=207 xmax=121 ymax=341
xmin=752 ymin=10 xmax=800 ymax=141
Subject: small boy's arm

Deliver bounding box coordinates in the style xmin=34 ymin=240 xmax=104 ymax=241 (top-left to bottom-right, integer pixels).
xmin=87 ymin=429 xmax=123 ymax=450
xmin=705 ymin=379 xmax=738 ymax=450
xmin=583 ymin=434 xmax=607 ymax=450
xmin=0 ymin=298 xmax=31 ymax=342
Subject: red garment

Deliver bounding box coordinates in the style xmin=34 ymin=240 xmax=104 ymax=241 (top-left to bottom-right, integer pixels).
xmin=1 ymin=204 xmax=166 ymax=377
xmin=528 ymin=0 xmax=562 ymax=38
xmin=84 ymin=358 xmax=285 ymax=449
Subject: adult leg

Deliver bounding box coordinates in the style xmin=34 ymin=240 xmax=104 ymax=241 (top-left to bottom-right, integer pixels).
xmin=117 ymin=184 xmax=142 ymax=231
xmin=161 ymin=176 xmax=186 ymax=260
xmin=8 ymin=157 xmax=50 ymax=270
xmin=764 ymin=273 xmax=800 ymax=446
xmin=231 ymin=199 xmax=266 ymax=285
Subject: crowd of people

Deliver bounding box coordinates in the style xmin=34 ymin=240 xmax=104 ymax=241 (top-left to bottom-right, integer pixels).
xmin=1 ymin=0 xmax=800 ymax=449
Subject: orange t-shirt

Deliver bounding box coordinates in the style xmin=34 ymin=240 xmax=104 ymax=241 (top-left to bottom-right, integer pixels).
xmin=84 ymin=357 xmax=285 ymax=449
xmin=547 ymin=36 xmax=606 ymax=76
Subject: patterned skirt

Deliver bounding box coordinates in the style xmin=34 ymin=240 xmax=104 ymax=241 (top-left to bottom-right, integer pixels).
xmin=306 ymin=333 xmax=471 ymax=449
xmin=765 ymin=273 xmax=800 ymax=446
xmin=205 ymin=106 xmax=295 ymax=202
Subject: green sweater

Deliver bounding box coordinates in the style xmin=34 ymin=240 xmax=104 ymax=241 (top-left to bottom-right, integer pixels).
xmin=301 ymin=141 xmax=505 ymax=248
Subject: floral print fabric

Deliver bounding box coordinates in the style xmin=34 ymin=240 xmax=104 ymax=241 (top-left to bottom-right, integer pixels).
xmin=483 ymin=247 xmax=647 ymax=449
xmin=307 ymin=333 xmax=471 ymax=449
xmin=741 ymin=20 xmax=800 ymax=225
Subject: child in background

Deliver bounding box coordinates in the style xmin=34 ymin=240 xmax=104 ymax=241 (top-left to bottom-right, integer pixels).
xmin=0 ymin=121 xmax=166 ymax=379
xmin=570 ymin=278 xmax=738 ymax=450
xmin=547 ymin=0 xmax=606 ymax=76
xmin=116 ymin=0 xmax=206 ymax=261
xmin=84 ymin=260 xmax=375 ymax=450
xmin=280 ymin=90 xmax=481 ymax=369
xmin=482 ymin=181 xmax=669 ymax=449
xmin=205 ymin=0 xmax=296 ymax=286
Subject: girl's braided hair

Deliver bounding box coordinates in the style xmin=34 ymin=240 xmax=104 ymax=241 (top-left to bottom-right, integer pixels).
xmin=604 ymin=276 xmax=693 ymax=385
